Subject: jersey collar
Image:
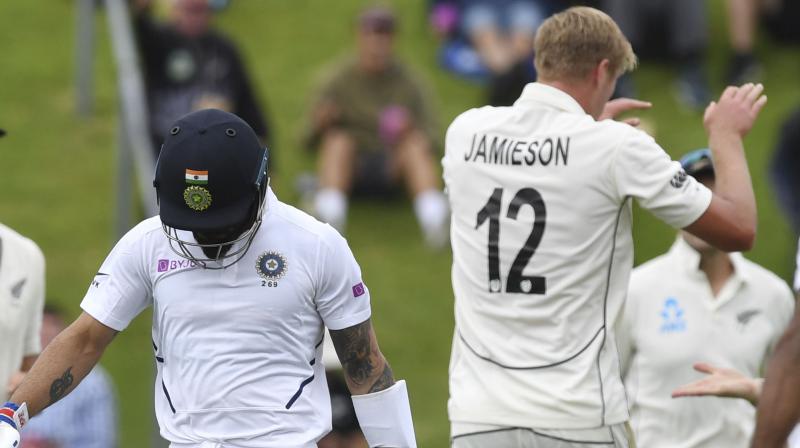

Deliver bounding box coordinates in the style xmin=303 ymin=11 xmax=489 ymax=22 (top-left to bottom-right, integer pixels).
xmin=668 ymin=236 xmax=750 ymax=308
xmin=513 ymin=82 xmax=587 ymax=115
xmin=264 ymin=186 xmax=277 ymax=220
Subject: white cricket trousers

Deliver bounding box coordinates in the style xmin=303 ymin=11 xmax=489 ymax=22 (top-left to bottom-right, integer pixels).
xmin=452 ymin=423 xmax=636 ymax=448
xmin=171 ymin=443 xmax=317 ymax=448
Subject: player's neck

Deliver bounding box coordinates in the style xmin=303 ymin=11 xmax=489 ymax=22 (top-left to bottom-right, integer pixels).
xmin=537 ymin=78 xmax=594 ymax=117
xmin=698 ymin=250 xmax=734 ymax=298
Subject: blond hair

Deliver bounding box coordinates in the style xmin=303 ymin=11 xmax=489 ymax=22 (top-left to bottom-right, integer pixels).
xmin=534 ymin=7 xmax=637 ymax=81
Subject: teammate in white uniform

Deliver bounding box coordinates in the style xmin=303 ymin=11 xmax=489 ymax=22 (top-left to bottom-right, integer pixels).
xmin=443 ymin=7 xmax=767 ymax=447
xmin=619 ymin=149 xmax=795 ymax=448
xmin=0 ymin=110 xmax=416 ymax=448
xmin=672 ymin=237 xmax=800 ymax=447
xmin=0 ymin=223 xmax=45 ymax=401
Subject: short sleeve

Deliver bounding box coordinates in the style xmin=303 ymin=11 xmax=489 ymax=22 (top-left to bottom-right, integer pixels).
xmin=314 ymin=227 xmax=372 ymax=331
xmin=406 ymin=69 xmax=440 ymax=147
xmin=80 ymin=224 xmax=153 ymax=331
xmin=23 ymin=244 xmax=45 ymax=356
xmin=303 ymin=66 xmax=343 ymax=150
xmin=613 ymin=129 xmax=712 ymax=229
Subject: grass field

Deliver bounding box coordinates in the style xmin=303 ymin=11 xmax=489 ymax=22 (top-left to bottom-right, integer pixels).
xmin=1 ymin=1 xmax=799 ymax=446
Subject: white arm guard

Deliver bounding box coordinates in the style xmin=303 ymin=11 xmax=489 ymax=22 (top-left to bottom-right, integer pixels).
xmin=352 ymin=380 xmax=417 ymax=448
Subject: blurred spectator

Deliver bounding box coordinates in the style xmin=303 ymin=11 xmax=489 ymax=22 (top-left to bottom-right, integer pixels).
xmin=770 ymin=106 xmax=800 ymax=235
xmin=602 ymin=0 xmax=710 ymax=109
xmin=430 ymin=0 xmax=552 ymax=105
xmin=133 ymin=0 xmax=271 ymax=155
xmin=762 ymin=0 xmax=800 ymax=42
xmin=1 ymin=177 xmax=45 ymax=403
xmin=618 ymin=149 xmax=795 ymax=448
xmin=726 ymin=0 xmax=762 ymax=85
xmin=306 ymin=6 xmax=449 ymax=248
xmin=18 ymin=305 xmax=118 ymax=448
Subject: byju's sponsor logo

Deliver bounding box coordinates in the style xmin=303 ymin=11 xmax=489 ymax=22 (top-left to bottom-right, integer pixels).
xmin=660 ymin=297 xmax=687 ymax=334
xmin=352 ymin=282 xmax=366 ymax=298
xmin=157 ymin=259 xmax=197 ymax=272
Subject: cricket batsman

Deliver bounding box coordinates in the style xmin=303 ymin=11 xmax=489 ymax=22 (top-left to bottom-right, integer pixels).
xmin=0 ymin=109 xmax=416 ymax=448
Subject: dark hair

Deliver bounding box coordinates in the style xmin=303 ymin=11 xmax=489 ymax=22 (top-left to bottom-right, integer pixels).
xmin=358 ymin=6 xmax=396 ymax=34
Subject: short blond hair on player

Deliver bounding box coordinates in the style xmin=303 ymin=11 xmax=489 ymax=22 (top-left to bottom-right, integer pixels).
xmin=534 ymin=6 xmax=637 ymax=81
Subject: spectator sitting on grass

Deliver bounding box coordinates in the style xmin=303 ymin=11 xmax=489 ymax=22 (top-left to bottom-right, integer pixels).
xmin=305 ymin=6 xmax=449 ymax=248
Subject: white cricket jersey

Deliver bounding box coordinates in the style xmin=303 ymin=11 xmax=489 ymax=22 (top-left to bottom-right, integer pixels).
xmin=80 ymin=189 xmax=371 ymax=448
xmin=443 ymin=83 xmax=713 ymax=430
xmin=619 ymin=238 xmax=795 ymax=448
xmin=0 ymin=223 xmax=45 ymax=402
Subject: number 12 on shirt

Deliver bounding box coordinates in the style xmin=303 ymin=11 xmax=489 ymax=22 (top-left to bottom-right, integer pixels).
xmin=475 ymin=187 xmax=547 ymax=295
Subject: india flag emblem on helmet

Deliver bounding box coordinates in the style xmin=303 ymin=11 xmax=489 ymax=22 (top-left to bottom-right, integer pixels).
xmin=185 ymin=169 xmax=209 ymax=185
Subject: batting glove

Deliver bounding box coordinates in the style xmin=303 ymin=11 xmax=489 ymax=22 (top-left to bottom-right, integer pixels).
xmin=0 ymin=402 xmax=28 ymax=448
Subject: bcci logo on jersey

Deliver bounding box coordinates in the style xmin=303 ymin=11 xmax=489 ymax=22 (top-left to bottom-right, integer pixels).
xmin=256 ymin=251 xmax=288 ymax=280
xmin=660 ymin=297 xmax=687 ymax=333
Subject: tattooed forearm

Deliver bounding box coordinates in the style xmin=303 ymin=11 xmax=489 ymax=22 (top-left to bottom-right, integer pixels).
xmin=330 ymin=319 xmax=395 ymax=394
xmin=331 ymin=321 xmax=374 ymax=386
xmin=368 ymin=362 xmax=394 ymax=393
xmin=49 ymin=367 xmax=74 ymax=404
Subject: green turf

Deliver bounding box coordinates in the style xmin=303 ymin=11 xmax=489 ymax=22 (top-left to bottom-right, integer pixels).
xmin=0 ymin=1 xmax=798 ymax=446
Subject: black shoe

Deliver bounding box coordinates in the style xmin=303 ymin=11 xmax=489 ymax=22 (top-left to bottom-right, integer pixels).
xmin=727 ymin=52 xmax=763 ymax=85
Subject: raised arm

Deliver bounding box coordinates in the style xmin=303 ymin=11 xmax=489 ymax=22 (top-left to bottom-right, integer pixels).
xmin=684 ymin=83 xmax=766 ymax=251
xmin=9 ymin=312 xmax=117 ymax=416
xmin=330 ymin=319 xmax=416 ymax=447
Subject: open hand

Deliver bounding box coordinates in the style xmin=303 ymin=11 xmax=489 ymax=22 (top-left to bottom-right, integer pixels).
xmin=703 ymin=83 xmax=767 ymax=138
xmin=671 ymin=363 xmax=762 ymax=406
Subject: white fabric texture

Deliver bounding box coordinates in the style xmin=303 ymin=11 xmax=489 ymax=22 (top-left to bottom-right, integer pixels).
xmin=0 ymin=223 xmax=45 ymax=402
xmin=443 ymin=82 xmax=713 ymax=430
xmin=81 ymin=189 xmax=372 ymax=447
xmin=619 ymin=238 xmax=795 ymax=448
